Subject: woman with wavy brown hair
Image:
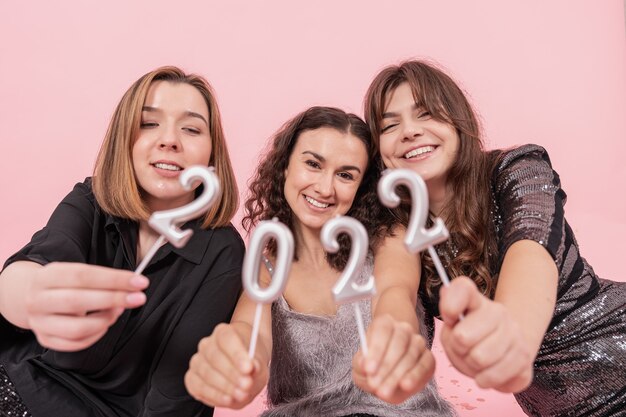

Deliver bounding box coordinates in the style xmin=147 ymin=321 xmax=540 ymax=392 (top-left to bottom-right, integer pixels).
xmin=364 ymin=59 xmax=626 ymax=416
xmin=0 ymin=66 xmax=244 ymax=416
xmin=185 ymin=106 xmax=455 ymax=417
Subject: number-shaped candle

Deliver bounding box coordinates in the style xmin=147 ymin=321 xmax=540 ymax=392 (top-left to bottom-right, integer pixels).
xmin=377 ymin=169 xmax=452 ymax=287
xmin=149 ymin=165 xmax=221 ymax=248
xmin=242 ymin=218 xmax=294 ymax=357
xmin=134 ymin=165 xmax=221 ymax=276
xmin=321 ymin=216 xmax=375 ymax=354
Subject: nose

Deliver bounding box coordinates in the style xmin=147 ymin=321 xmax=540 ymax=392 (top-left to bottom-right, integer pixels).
xmin=158 ymin=126 xmax=181 ymax=151
xmin=401 ymin=119 xmax=424 ymax=142
xmin=314 ymin=172 xmax=334 ymax=197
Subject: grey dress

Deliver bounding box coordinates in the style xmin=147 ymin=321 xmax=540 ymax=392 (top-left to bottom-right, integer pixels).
xmin=261 ymin=256 xmax=456 ymax=417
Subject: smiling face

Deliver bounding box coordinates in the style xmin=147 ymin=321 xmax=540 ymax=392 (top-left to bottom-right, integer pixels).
xmin=132 ymin=80 xmax=212 ymax=212
xmin=283 ymin=127 xmax=368 ymax=233
xmin=379 ymin=82 xmax=459 ymax=193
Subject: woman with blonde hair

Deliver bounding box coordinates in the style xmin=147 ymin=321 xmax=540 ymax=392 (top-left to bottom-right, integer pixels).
xmin=0 ymin=66 xmax=244 ymax=416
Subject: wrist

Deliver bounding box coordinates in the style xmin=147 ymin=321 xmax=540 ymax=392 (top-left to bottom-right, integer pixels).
xmin=0 ymin=263 xmax=36 ymax=329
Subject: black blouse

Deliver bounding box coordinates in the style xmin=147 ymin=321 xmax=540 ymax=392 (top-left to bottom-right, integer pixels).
xmin=0 ymin=178 xmax=245 ymax=417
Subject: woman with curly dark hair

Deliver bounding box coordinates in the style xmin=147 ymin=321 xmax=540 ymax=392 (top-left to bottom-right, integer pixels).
xmin=185 ymin=106 xmax=455 ymax=417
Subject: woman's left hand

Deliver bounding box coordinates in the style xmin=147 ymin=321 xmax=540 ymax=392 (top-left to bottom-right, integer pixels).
xmin=439 ymin=277 xmax=535 ymax=393
xmin=352 ymin=314 xmax=434 ymax=404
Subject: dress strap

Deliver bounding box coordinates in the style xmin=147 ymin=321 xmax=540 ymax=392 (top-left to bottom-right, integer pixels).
xmin=262 ymin=255 xmax=274 ymax=276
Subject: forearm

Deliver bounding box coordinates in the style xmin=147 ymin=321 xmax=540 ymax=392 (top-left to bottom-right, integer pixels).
xmin=371 ymin=226 xmax=421 ymax=332
xmin=494 ymin=240 xmax=558 ymax=356
xmin=372 ymin=286 xmax=419 ymax=332
xmin=229 ymin=291 xmax=273 ymax=365
xmin=230 ymin=318 xmax=272 ymax=365
xmin=0 ymin=261 xmax=41 ymax=329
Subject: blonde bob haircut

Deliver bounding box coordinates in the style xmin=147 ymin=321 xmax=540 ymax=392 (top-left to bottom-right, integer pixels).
xmin=93 ymin=66 xmax=239 ymax=229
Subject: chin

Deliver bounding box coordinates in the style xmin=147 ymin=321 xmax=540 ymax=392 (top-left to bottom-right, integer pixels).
xmin=300 ymin=217 xmax=326 ymax=231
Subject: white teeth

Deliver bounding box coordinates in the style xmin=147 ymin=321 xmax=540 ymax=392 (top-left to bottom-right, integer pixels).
xmin=404 ymin=146 xmax=435 ymax=159
xmin=304 ymin=196 xmax=330 ymax=208
xmin=154 ymin=162 xmax=182 ymax=171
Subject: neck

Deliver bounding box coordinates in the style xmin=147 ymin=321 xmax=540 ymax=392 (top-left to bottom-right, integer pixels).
xmin=144 ymin=194 xmax=194 ymax=213
xmin=136 ymin=220 xmax=165 ymax=265
xmin=139 ymin=220 xmax=161 ymax=239
xmin=426 ymin=177 xmax=449 ymax=216
xmin=292 ymin=223 xmax=329 ymax=268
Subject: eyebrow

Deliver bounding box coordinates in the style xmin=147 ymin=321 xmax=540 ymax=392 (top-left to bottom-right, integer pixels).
xmin=302 ymin=150 xmax=362 ymax=174
xmin=142 ymin=106 xmax=209 ymax=126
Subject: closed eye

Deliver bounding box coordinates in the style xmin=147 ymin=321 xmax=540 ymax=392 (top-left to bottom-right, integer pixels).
xmin=381 ymin=123 xmax=397 ymax=133
xmin=183 ymin=127 xmax=201 ymax=135
xmin=305 ymin=159 xmax=321 ymax=169
xmin=417 ymin=110 xmax=431 ymax=119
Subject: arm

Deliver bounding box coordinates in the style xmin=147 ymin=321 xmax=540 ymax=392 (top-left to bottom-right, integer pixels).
xmin=439 ymin=147 xmax=561 ymax=392
xmin=496 ymin=240 xmax=557 ymax=362
xmin=185 ymin=264 xmax=273 ymax=410
xmin=353 ymin=226 xmax=435 ymax=404
xmin=439 ymin=241 xmax=556 ymax=392
xmin=371 ymin=225 xmax=420 ymax=330
xmin=0 ymin=261 xmax=41 ymax=329
xmin=0 ymin=182 xmax=148 ymax=350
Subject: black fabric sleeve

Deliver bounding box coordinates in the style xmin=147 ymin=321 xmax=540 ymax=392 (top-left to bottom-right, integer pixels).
xmin=1 ymin=180 xmax=96 ymax=335
xmin=3 ymin=180 xmax=96 ymax=269
xmin=493 ymin=145 xmax=568 ymax=268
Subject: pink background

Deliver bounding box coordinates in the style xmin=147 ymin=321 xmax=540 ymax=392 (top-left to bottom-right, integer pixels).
xmin=1 ymin=1 xmax=624 ymax=416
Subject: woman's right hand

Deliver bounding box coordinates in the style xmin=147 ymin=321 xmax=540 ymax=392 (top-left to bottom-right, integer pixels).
xmin=352 ymin=314 xmax=434 ymax=404
xmin=185 ymin=323 xmax=269 ymax=409
xmin=13 ymin=262 xmax=149 ymax=351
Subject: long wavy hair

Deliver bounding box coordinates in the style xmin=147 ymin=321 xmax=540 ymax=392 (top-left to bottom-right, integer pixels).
xmin=243 ymin=106 xmax=394 ymax=270
xmin=93 ymin=66 xmax=239 ymax=228
xmin=364 ymin=60 xmax=501 ymax=299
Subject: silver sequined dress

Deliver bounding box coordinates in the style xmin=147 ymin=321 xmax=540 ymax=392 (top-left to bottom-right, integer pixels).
xmin=262 ymin=256 xmax=457 ymax=417
xmin=430 ymin=145 xmax=626 ymax=416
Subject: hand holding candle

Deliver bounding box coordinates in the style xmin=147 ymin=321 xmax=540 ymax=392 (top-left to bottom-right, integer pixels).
xmin=242 ymin=218 xmax=294 ymax=358
xmin=321 ymin=215 xmax=375 ymax=354
xmin=0 ymin=165 xmax=221 ymax=352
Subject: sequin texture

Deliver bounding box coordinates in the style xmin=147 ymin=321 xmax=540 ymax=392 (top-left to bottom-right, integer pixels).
xmin=0 ymin=365 xmax=31 ymax=417
xmin=492 ymin=145 xmax=626 ymax=416
xmin=429 ymin=145 xmax=626 ymax=416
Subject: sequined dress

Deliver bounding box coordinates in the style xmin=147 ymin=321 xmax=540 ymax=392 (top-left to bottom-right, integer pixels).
xmin=428 ymin=145 xmax=626 ymax=416
xmin=262 ymin=257 xmax=456 ymax=417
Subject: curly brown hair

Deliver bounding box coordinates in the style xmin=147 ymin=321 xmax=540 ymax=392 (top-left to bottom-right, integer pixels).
xmin=243 ymin=106 xmax=394 ymax=270
xmin=364 ymin=60 xmax=501 ymax=299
